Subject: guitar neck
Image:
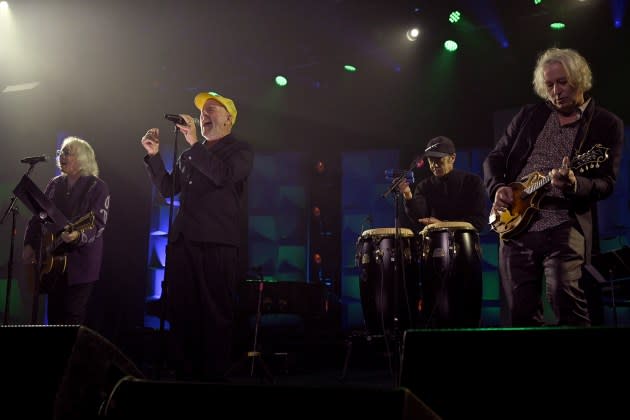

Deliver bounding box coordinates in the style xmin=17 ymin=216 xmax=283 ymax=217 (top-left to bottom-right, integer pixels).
xmin=524 ymin=174 xmax=551 ymax=195
xmin=45 ymin=211 xmax=95 ymax=255
xmin=491 ymin=144 xmax=609 ymax=239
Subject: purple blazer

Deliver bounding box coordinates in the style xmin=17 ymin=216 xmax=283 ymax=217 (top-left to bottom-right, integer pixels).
xmin=24 ymin=175 xmax=110 ymax=285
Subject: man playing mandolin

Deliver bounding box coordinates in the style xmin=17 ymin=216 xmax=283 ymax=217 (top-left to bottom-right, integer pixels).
xmin=22 ymin=136 xmax=110 ymax=325
xmin=483 ymin=47 xmax=624 ymax=327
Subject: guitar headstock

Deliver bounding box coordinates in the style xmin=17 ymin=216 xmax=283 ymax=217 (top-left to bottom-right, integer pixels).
xmin=571 ymin=144 xmax=609 ymax=174
xmin=66 ymin=211 xmax=96 ymax=233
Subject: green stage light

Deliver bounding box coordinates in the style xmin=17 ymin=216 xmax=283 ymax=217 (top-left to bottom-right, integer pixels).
xmin=344 ymin=65 xmax=357 ymax=72
xmin=448 ymin=11 xmax=461 ymax=24
xmin=550 ymin=22 xmax=566 ymax=30
xmin=444 ymin=40 xmax=458 ymax=52
xmin=275 ymin=75 xmax=288 ymax=86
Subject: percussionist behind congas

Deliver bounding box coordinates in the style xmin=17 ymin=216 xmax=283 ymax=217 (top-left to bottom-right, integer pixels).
xmin=396 ymin=136 xmax=488 ymax=327
xmin=396 ymin=136 xmax=487 ymax=232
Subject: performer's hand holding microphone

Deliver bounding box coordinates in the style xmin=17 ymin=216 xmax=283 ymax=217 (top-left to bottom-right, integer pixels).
xmin=164 ymin=113 xmax=199 ymax=146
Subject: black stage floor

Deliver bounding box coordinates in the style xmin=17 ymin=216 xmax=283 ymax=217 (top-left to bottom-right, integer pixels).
xmin=3 ymin=324 xmax=630 ymax=419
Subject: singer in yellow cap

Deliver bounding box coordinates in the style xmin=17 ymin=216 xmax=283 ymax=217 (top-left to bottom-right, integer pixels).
xmin=140 ymin=90 xmax=253 ymax=382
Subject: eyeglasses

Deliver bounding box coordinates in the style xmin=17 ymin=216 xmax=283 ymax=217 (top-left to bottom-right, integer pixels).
xmin=56 ymin=149 xmax=72 ymax=157
xmin=427 ymin=155 xmax=453 ymax=165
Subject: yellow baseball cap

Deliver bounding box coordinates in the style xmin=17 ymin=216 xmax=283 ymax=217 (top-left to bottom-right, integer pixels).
xmin=193 ymin=91 xmax=238 ymax=126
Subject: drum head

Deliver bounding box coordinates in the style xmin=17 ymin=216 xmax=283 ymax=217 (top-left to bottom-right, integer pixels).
xmin=361 ymin=227 xmax=415 ymax=238
xmin=420 ymin=221 xmax=475 ymax=236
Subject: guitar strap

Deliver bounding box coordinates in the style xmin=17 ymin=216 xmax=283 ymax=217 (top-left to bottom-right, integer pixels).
xmin=574 ymin=100 xmax=595 ymax=156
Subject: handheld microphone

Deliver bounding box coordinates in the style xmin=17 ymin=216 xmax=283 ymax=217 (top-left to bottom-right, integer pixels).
xmin=384 ymin=169 xmax=415 ymax=184
xmin=164 ymin=114 xmax=199 ymax=125
xmin=20 ymin=155 xmax=48 ymax=165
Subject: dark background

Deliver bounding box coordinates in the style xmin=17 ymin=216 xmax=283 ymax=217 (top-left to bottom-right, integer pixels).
xmin=1 ymin=0 xmax=628 ymax=342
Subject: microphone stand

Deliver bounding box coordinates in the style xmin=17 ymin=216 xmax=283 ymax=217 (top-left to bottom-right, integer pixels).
xmin=382 ymin=156 xmax=419 ymax=199
xmin=609 ymin=250 xmax=630 ymax=327
xmin=1 ymin=196 xmax=19 ymax=325
xmin=156 ymin=123 xmax=181 ymax=379
xmin=381 ymin=156 xmax=420 ymax=387
xmin=225 ymin=266 xmax=274 ymax=383
xmin=2 ymin=164 xmax=39 ymax=325
xmin=245 ymin=267 xmax=274 ymax=381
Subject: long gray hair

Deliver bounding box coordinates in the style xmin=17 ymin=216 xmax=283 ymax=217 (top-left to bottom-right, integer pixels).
xmin=57 ymin=136 xmax=100 ymax=176
xmin=532 ymin=47 xmax=593 ymax=100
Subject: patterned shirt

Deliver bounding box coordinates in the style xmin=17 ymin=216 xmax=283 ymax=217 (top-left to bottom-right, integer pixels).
xmin=517 ymin=109 xmax=579 ymax=232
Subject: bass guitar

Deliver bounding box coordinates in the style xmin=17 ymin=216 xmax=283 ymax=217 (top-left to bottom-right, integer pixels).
xmin=489 ymin=144 xmax=609 ymax=240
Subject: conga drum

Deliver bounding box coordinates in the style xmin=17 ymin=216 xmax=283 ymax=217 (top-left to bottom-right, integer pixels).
xmin=419 ymin=221 xmax=482 ymax=328
xmin=355 ymin=227 xmax=420 ymax=335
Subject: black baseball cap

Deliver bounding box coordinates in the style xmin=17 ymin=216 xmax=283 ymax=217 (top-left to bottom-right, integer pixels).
xmin=424 ymin=136 xmax=456 ymax=158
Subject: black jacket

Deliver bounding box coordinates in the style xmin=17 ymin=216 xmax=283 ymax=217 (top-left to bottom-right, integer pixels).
xmin=404 ymin=168 xmax=488 ymax=232
xmin=145 ymin=134 xmax=253 ymax=246
xmin=24 ymin=175 xmax=110 ymax=285
xmin=483 ymin=99 xmax=624 ymax=262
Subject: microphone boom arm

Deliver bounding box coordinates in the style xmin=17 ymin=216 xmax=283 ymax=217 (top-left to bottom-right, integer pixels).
xmin=382 ymin=156 xmax=422 ymax=198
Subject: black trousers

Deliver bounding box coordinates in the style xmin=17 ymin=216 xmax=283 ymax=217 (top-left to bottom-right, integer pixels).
xmin=165 ymin=236 xmax=239 ymax=381
xmin=47 ymin=275 xmax=95 ymax=325
xmin=499 ymin=224 xmax=591 ymax=327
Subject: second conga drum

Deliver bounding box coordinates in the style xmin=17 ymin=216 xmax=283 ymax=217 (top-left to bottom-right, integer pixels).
xmin=355 ymin=227 xmax=420 ymax=335
xmin=419 ymin=221 xmax=482 ymax=328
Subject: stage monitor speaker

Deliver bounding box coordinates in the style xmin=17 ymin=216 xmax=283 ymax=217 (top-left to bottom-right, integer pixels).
xmin=101 ymin=377 xmax=440 ymax=419
xmin=0 ymin=325 xmax=144 ymax=420
xmin=400 ymin=327 xmax=630 ymax=419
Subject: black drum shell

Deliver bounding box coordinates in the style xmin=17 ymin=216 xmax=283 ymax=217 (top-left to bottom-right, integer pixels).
xmin=419 ymin=225 xmax=482 ymax=328
xmin=356 ymin=230 xmax=420 ymax=334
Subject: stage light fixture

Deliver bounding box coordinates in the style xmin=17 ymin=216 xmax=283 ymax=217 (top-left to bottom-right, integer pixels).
xmin=448 ymin=11 xmax=461 ymax=24
xmin=0 ymin=1 xmax=9 ymax=17
xmin=550 ymin=22 xmax=566 ymax=30
xmin=2 ymin=82 xmax=40 ymax=93
xmin=406 ymin=27 xmax=420 ymax=41
xmin=444 ymin=40 xmax=458 ymax=52
xmin=344 ymin=65 xmax=357 ymax=72
xmin=275 ymin=75 xmax=288 ymax=86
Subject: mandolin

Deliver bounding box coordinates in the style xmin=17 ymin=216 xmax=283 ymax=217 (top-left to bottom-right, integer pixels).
xmin=489 ymin=144 xmax=609 ymax=240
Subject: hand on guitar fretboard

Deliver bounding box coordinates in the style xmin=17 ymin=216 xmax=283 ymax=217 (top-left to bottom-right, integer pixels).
xmin=489 ymin=144 xmax=609 ymax=239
